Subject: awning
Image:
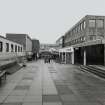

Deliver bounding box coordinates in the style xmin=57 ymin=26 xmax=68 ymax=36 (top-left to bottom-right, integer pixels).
xmin=59 ymin=47 xmax=74 ymax=53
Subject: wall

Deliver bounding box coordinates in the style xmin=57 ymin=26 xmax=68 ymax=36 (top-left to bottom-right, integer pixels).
xmin=26 ymin=35 xmax=32 ymax=52
xmin=6 ymin=34 xmax=26 ymax=51
xmin=32 ymin=39 xmax=40 ymax=53
xmin=0 ymin=36 xmax=24 ymax=60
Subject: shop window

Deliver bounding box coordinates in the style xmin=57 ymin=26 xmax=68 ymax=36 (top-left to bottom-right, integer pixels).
xmin=96 ymin=19 xmax=104 ymax=28
xmin=0 ymin=42 xmax=3 ymax=52
xmin=83 ymin=21 xmax=86 ymax=29
xmin=89 ymin=19 xmax=96 ymax=28
xmin=6 ymin=43 xmax=9 ymax=52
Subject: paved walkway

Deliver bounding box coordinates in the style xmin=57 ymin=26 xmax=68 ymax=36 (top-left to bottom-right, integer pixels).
xmin=0 ymin=60 xmax=105 ymax=105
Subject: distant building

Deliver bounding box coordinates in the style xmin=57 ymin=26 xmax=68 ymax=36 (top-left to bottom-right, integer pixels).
xmin=40 ymin=43 xmax=58 ymax=52
xmin=0 ymin=35 xmax=23 ymax=61
xmin=6 ymin=33 xmax=32 ymax=52
xmin=32 ymin=39 xmax=40 ymax=53
xmin=56 ymin=36 xmax=65 ymax=48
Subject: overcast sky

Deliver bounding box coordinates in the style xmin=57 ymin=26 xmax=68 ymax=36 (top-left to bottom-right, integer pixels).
xmin=0 ymin=0 xmax=105 ymax=44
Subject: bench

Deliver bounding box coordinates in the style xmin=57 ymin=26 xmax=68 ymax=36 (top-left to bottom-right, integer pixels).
xmin=0 ymin=70 xmax=6 ymax=84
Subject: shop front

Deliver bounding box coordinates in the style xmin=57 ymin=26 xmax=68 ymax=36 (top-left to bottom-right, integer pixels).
xmin=59 ymin=47 xmax=74 ymax=64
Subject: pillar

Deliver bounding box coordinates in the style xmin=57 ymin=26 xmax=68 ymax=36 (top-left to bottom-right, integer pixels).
xmin=62 ymin=52 xmax=63 ymax=62
xmin=72 ymin=52 xmax=74 ymax=64
xmin=65 ymin=52 xmax=66 ymax=64
xmin=83 ymin=49 xmax=86 ymax=66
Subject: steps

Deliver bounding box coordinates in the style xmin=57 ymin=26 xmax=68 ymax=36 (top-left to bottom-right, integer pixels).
xmin=80 ymin=65 xmax=105 ymax=78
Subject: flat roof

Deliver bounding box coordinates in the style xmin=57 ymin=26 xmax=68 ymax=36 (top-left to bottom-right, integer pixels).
xmin=0 ymin=35 xmax=23 ymax=46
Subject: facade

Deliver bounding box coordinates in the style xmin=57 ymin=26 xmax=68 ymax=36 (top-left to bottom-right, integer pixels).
xmin=56 ymin=36 xmax=65 ymax=48
xmin=40 ymin=44 xmax=58 ymax=52
xmin=60 ymin=15 xmax=105 ymax=65
xmin=6 ymin=33 xmax=32 ymax=53
xmin=32 ymin=39 xmax=40 ymax=53
xmin=32 ymin=39 xmax=40 ymax=55
xmin=0 ymin=35 xmax=23 ymax=61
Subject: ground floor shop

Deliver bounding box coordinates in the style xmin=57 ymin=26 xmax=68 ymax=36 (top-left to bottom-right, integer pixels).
xmin=59 ymin=47 xmax=74 ymax=64
xmin=74 ymin=44 xmax=104 ymax=65
xmin=59 ymin=40 xmax=105 ymax=65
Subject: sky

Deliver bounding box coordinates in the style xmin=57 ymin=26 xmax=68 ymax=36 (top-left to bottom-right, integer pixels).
xmin=0 ymin=0 xmax=105 ymax=44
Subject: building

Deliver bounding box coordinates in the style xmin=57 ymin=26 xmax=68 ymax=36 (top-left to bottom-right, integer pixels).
xmin=6 ymin=33 xmax=32 ymax=58
xmin=60 ymin=15 xmax=105 ymax=65
xmin=56 ymin=36 xmax=65 ymax=48
xmin=40 ymin=44 xmax=58 ymax=52
xmin=6 ymin=33 xmax=32 ymax=52
xmin=0 ymin=35 xmax=23 ymax=61
xmin=32 ymin=39 xmax=40 ymax=55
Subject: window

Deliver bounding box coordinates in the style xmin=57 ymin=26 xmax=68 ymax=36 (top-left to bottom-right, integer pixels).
xmin=83 ymin=36 xmax=86 ymax=41
xmin=80 ymin=23 xmax=82 ymax=31
xmin=75 ymin=27 xmax=77 ymax=33
xmin=89 ymin=19 xmax=96 ymax=28
xmin=83 ymin=21 xmax=86 ymax=29
xmin=18 ymin=46 xmax=20 ymax=52
xmin=6 ymin=43 xmax=9 ymax=52
xmin=77 ymin=26 xmax=79 ymax=32
xmin=78 ymin=25 xmax=81 ymax=31
xmin=11 ymin=44 xmax=14 ymax=52
xmin=0 ymin=42 xmax=3 ymax=52
xmin=21 ymin=47 xmax=22 ymax=52
xmin=15 ymin=45 xmax=17 ymax=52
xmin=89 ymin=35 xmax=96 ymax=40
xmin=96 ymin=19 xmax=104 ymax=28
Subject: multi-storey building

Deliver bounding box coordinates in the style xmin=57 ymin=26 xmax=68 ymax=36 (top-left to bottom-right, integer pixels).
xmin=6 ymin=33 xmax=32 ymax=58
xmin=60 ymin=15 xmax=105 ymax=65
xmin=0 ymin=35 xmax=23 ymax=61
xmin=6 ymin=33 xmax=32 ymax=52
xmin=56 ymin=36 xmax=65 ymax=48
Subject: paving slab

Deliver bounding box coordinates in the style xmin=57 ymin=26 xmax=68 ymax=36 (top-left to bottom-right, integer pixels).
xmin=0 ymin=96 xmax=7 ymax=103
xmin=22 ymin=103 xmax=42 ymax=105
xmin=0 ymin=60 xmax=105 ymax=105
xmin=9 ymin=90 xmax=27 ymax=96
xmin=4 ymin=96 xmax=24 ymax=103
xmin=43 ymin=102 xmax=62 ymax=105
xmin=23 ymin=95 xmax=42 ymax=103
xmin=43 ymin=95 xmax=61 ymax=102
xmin=2 ymin=103 xmax=22 ymax=105
xmin=63 ymin=102 xmax=101 ymax=105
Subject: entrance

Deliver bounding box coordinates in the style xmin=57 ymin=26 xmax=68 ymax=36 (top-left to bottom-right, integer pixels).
xmin=74 ymin=47 xmax=83 ymax=65
xmin=66 ymin=52 xmax=72 ymax=64
xmin=86 ymin=44 xmax=104 ymax=65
